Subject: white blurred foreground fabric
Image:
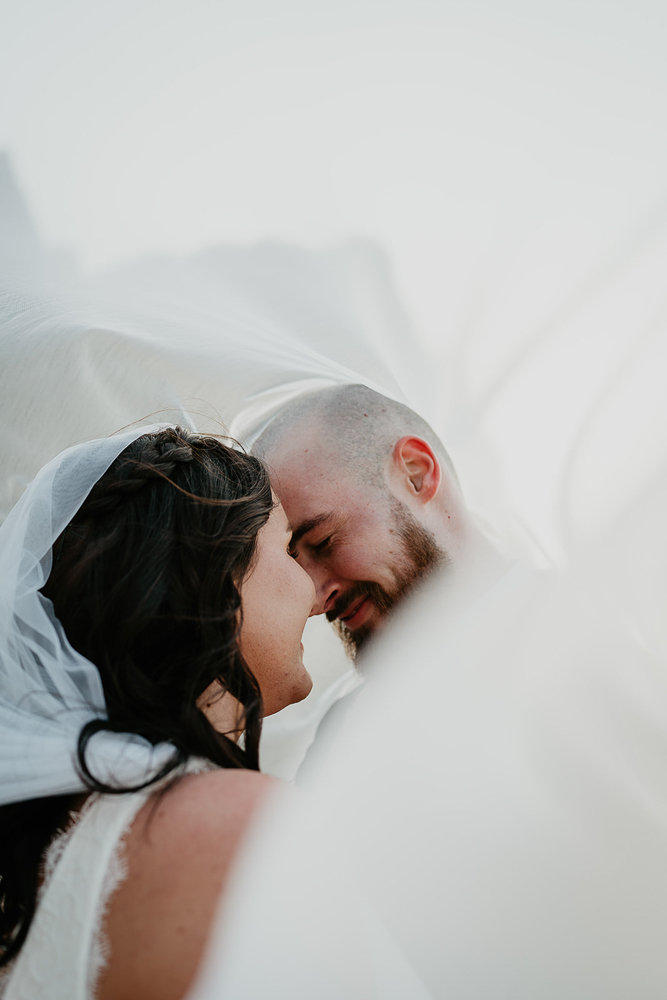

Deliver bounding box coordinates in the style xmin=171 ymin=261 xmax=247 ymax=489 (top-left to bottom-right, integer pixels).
xmin=190 ymin=480 xmax=667 ymax=998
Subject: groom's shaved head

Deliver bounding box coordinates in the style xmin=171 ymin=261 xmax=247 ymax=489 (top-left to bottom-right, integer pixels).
xmin=254 ymin=384 xmax=454 ymax=488
xmin=254 ymin=384 xmax=465 ymax=653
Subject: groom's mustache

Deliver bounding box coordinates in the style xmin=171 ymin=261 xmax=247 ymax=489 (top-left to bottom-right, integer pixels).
xmin=325 ymin=582 xmax=395 ymax=625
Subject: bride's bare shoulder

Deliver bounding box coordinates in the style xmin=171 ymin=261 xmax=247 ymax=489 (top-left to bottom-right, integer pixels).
xmin=98 ymin=768 xmax=277 ymax=1000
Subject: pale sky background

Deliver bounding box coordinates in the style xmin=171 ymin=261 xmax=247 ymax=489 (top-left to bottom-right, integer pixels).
xmin=2 ymin=0 xmax=667 ymax=350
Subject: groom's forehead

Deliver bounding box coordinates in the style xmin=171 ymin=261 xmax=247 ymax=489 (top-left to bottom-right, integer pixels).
xmin=266 ymin=428 xmax=375 ymax=516
xmin=268 ymin=436 xmax=344 ymax=488
xmin=275 ymin=470 xmax=361 ymax=516
xmin=271 ymin=456 xmax=370 ymax=528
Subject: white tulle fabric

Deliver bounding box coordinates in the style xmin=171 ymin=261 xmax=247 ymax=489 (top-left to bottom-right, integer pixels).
xmin=0 ymin=217 xmax=417 ymax=780
xmin=0 ymin=427 xmax=177 ymax=807
xmin=2 ymin=163 xmax=667 ymax=996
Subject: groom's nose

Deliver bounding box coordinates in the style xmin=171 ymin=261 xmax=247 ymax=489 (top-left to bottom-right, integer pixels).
xmin=305 ymin=566 xmax=344 ymax=618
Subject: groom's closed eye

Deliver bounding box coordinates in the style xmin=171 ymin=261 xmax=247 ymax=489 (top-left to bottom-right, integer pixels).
xmin=290 ymin=538 xmax=332 ymax=559
xmin=288 ymin=512 xmax=336 ymax=556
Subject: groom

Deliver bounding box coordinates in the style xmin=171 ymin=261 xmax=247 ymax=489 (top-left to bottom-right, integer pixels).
xmin=253 ymin=383 xmax=502 ymax=654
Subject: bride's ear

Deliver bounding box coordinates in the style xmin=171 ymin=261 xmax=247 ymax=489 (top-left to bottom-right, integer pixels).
xmin=391 ymin=436 xmax=441 ymax=503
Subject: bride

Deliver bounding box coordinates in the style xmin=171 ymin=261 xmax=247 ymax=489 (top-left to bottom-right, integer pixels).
xmin=0 ymin=424 xmax=316 ymax=1000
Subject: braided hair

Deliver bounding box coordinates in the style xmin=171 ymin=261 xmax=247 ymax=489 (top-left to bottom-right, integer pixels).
xmin=0 ymin=427 xmax=274 ymax=966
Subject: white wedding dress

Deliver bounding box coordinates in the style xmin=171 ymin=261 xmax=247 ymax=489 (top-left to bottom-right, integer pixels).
xmin=1 ymin=792 xmax=148 ymax=1000
xmin=1 ymin=760 xmax=214 ymax=1000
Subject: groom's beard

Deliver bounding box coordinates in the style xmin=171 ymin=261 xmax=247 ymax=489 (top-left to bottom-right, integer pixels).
xmin=331 ymin=499 xmax=446 ymax=658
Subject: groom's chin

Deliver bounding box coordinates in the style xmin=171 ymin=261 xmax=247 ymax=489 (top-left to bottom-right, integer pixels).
xmin=332 ymin=616 xmax=376 ymax=660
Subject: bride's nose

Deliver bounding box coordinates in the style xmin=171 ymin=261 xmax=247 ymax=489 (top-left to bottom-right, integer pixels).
xmin=292 ymin=559 xmax=319 ymax=616
xmin=308 ymin=585 xmax=327 ymax=617
xmin=307 ymin=570 xmax=343 ymax=618
xmin=304 ymin=574 xmax=319 ymax=618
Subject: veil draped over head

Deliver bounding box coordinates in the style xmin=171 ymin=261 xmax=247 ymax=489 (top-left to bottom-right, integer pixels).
xmin=0 ymin=426 xmax=175 ymax=806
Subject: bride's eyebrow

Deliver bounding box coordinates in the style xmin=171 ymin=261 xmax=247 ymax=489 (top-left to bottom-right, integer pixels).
xmin=290 ymin=512 xmax=335 ymax=548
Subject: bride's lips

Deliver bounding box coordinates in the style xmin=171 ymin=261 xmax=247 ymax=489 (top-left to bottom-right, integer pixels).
xmin=339 ymin=595 xmax=372 ymax=631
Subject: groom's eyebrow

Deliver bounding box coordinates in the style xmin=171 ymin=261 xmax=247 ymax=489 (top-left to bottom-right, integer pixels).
xmin=290 ymin=512 xmax=335 ymax=548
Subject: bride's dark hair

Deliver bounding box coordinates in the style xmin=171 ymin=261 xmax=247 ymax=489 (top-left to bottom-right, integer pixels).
xmin=0 ymin=426 xmax=274 ymax=967
xmin=45 ymin=425 xmax=273 ymax=780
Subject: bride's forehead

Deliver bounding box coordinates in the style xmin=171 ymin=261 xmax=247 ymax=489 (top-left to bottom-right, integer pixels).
xmin=265 ymin=499 xmax=289 ymax=529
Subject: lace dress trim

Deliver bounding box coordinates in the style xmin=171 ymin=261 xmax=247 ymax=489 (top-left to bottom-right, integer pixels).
xmin=38 ymin=794 xmax=132 ymax=999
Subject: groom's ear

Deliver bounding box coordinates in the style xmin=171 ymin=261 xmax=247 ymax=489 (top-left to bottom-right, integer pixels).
xmin=391 ymin=436 xmax=441 ymax=503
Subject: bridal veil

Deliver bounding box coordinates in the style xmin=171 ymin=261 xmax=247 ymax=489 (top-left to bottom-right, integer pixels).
xmin=0 ymin=426 xmax=176 ymax=806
